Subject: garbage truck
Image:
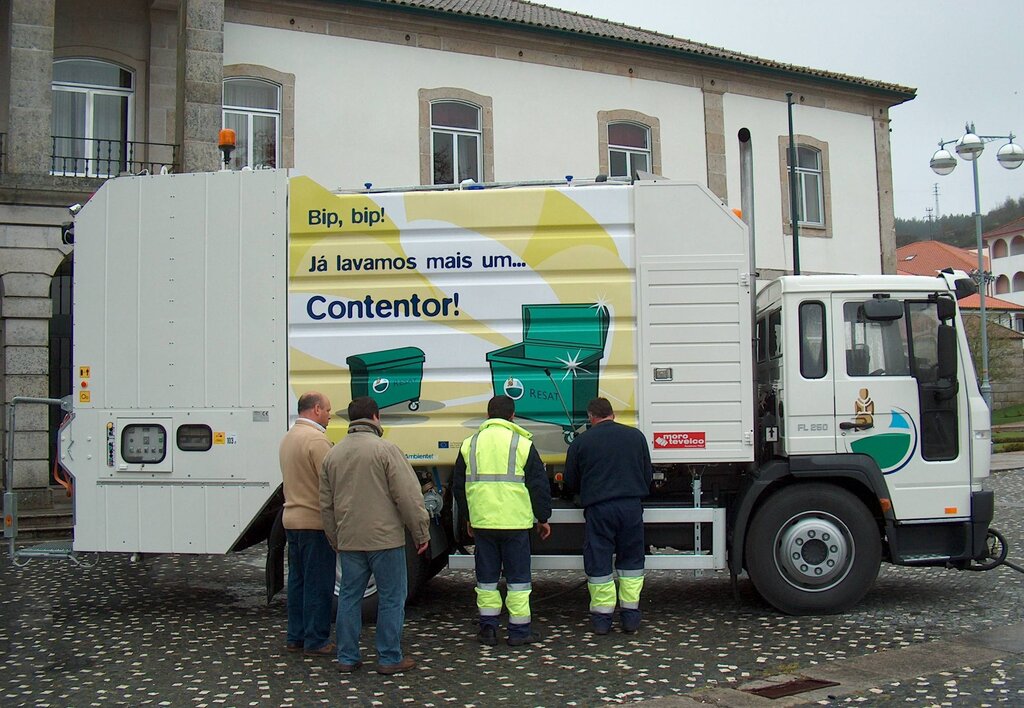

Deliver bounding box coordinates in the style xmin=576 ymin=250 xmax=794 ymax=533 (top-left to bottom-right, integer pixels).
xmin=7 ymin=167 xmax=1001 ymax=615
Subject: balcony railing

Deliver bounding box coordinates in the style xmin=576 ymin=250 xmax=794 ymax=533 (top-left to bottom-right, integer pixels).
xmin=51 ymin=136 xmax=178 ymax=178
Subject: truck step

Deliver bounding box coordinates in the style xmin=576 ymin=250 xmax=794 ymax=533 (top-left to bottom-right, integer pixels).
xmin=13 ymin=539 xmax=76 ymax=561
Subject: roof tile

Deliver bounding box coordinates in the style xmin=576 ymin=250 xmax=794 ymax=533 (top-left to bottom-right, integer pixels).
xmin=895 ymin=240 xmax=987 ymax=277
xmin=378 ymin=0 xmax=915 ymax=97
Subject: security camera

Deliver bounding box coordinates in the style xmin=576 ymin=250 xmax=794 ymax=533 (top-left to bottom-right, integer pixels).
xmin=61 ymin=222 xmax=75 ymax=245
xmin=68 ymin=203 xmax=82 ymax=216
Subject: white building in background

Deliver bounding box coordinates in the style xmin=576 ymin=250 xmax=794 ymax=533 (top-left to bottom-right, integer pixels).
xmin=219 ymin=1 xmax=912 ymax=278
xmin=1 ymin=0 xmax=913 ymax=508
xmin=986 ymin=216 xmax=1024 ymax=332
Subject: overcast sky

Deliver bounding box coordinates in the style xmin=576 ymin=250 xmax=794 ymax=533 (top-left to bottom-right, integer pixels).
xmin=542 ymin=0 xmax=1024 ymax=221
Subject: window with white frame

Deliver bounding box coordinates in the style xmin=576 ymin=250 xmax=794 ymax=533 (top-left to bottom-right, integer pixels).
xmin=222 ymin=78 xmax=281 ymax=170
xmin=51 ymin=58 xmax=134 ymax=177
xmin=608 ymin=122 xmax=651 ymax=178
xmin=430 ymin=100 xmax=481 ymax=185
xmin=789 ymin=145 xmax=824 ymax=226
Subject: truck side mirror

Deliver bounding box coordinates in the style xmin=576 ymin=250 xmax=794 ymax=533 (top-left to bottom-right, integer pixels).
xmin=862 ymin=297 xmax=903 ymax=321
xmin=953 ymin=277 xmax=977 ymax=301
xmin=936 ymin=296 xmax=956 ymax=322
xmin=937 ymin=324 xmax=957 ymax=381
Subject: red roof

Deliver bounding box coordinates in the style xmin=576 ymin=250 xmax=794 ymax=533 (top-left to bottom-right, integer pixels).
xmin=983 ymin=216 xmax=1024 ymax=241
xmin=958 ymin=293 xmax=1023 ymax=310
xmin=895 ymin=240 xmax=987 ymax=277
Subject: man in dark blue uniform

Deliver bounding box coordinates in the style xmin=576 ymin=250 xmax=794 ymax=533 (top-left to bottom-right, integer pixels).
xmin=564 ymin=397 xmax=653 ymax=634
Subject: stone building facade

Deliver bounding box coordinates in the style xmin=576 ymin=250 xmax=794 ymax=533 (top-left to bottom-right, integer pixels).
xmin=1 ymin=0 xmax=914 ymax=510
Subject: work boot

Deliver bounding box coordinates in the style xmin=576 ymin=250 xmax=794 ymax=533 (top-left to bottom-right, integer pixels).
xmin=477 ymin=626 xmax=498 ymax=646
xmin=376 ymin=657 xmax=416 ymax=675
xmin=507 ymin=631 xmax=541 ymax=647
xmin=304 ymin=642 xmax=336 ymax=656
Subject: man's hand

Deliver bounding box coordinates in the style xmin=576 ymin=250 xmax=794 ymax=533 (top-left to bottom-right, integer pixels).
xmin=536 ymin=521 xmax=551 ymax=540
xmin=416 ymin=540 xmax=430 ymax=555
xmin=466 ymin=522 xmax=474 ymax=538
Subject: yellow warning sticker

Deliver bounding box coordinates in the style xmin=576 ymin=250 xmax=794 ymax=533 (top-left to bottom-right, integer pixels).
xmin=79 ymin=366 xmax=91 ymax=378
xmin=79 ymin=390 xmax=91 ymax=403
xmin=214 ymin=432 xmax=226 ymax=445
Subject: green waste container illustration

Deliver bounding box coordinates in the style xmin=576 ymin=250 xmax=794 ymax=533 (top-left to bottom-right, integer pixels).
xmin=486 ymin=303 xmax=609 ymax=443
xmin=346 ymin=347 xmax=426 ymax=411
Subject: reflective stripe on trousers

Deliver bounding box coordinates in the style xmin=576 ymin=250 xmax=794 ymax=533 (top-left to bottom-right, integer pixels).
xmin=506 ymin=582 xmax=531 ymax=625
xmin=587 ymin=573 xmax=616 ymax=614
xmin=475 ymin=581 xmax=532 ymax=624
xmin=588 ymin=570 xmax=645 ymax=611
xmin=476 ymin=582 xmax=503 ymax=616
xmin=617 ymin=568 xmax=645 ymax=610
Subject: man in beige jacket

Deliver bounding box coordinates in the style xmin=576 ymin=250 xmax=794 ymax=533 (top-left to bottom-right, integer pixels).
xmin=320 ymin=396 xmax=430 ymax=675
xmin=279 ymin=391 xmax=335 ymax=655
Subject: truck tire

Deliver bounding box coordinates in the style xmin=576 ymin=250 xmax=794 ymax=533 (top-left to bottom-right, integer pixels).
xmin=745 ymin=483 xmax=880 ymax=615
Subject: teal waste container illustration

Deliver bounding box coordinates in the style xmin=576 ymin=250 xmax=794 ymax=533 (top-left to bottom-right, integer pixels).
xmin=346 ymin=347 xmax=426 ymax=411
xmin=486 ymin=304 xmax=609 ymax=443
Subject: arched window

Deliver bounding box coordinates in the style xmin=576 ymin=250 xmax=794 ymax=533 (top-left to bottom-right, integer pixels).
xmin=607 ymin=122 xmax=651 ymax=178
xmin=995 ymin=274 xmax=1010 ymax=294
xmin=223 ymin=78 xmax=281 ymax=170
xmin=51 ymin=58 xmax=134 ymax=177
xmin=1013 ymin=272 xmax=1024 ymax=292
xmin=430 ymin=100 xmax=481 ymax=185
xmin=992 ymin=239 xmax=1009 ymax=258
xmin=1012 ymin=236 xmax=1024 ymax=256
xmin=779 ymin=135 xmax=832 ymax=238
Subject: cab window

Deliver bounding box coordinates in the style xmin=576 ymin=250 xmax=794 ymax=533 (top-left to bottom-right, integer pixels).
xmin=843 ymin=301 xmax=909 ymax=377
xmin=799 ymin=301 xmax=826 ymax=379
xmin=768 ymin=309 xmax=782 ymax=359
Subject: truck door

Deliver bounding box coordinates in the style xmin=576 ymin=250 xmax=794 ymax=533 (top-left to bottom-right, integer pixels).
xmin=830 ymin=294 xmax=970 ymax=521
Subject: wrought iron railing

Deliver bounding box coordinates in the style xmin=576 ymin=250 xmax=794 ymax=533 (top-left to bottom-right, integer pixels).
xmin=0 ymin=132 xmax=6 ymax=173
xmin=50 ymin=136 xmax=178 ymax=177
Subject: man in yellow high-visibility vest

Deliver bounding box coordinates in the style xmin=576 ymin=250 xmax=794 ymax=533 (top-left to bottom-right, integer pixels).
xmin=564 ymin=398 xmax=653 ymax=635
xmin=454 ymin=395 xmax=552 ymax=647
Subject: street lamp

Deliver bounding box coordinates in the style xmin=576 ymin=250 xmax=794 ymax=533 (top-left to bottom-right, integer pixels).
xmin=930 ymin=123 xmax=1023 ymax=409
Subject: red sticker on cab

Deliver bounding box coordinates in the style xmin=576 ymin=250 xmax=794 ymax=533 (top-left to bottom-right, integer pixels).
xmin=653 ymin=432 xmax=706 ymax=449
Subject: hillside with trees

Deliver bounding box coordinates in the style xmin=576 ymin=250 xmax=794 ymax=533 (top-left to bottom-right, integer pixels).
xmin=896 ymin=195 xmax=1024 ymax=248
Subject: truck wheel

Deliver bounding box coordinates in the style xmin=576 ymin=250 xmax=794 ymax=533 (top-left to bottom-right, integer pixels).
xmin=408 ymin=401 xmax=419 ymax=411
xmin=563 ymin=430 xmax=576 ymax=444
xmin=745 ymin=483 xmax=880 ymax=615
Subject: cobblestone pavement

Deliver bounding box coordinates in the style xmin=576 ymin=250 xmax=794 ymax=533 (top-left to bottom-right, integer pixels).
xmin=1 ymin=470 xmax=1021 ymax=707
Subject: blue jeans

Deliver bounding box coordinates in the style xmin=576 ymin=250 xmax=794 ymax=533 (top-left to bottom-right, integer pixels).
xmin=336 ymin=546 xmax=407 ymax=665
xmin=286 ymin=529 xmax=336 ymax=650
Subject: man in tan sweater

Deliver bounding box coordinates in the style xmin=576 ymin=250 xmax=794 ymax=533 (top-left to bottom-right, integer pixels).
xmin=279 ymin=391 xmax=335 ymax=655
xmin=320 ymin=396 xmax=430 ymax=675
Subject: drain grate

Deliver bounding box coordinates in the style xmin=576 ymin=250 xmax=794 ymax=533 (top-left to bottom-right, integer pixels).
xmin=744 ymin=678 xmax=840 ymax=699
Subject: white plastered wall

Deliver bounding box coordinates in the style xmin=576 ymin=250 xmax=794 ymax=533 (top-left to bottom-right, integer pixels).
xmin=223 ymin=23 xmax=707 ymax=189
xmin=723 ymin=93 xmax=882 ymax=276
